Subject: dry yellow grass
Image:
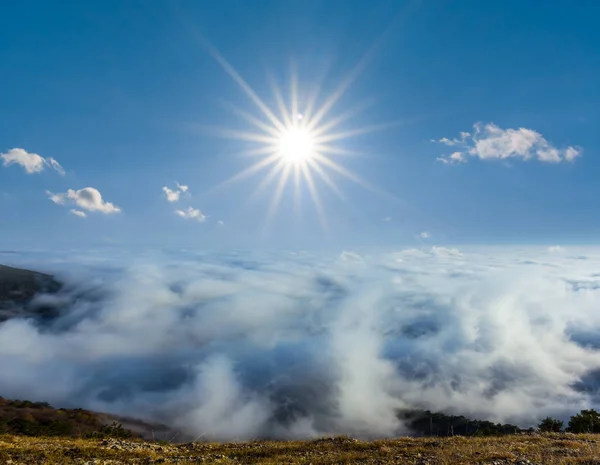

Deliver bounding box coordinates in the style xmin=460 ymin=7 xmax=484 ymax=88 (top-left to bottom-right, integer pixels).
xmin=1 ymin=433 xmax=600 ymax=464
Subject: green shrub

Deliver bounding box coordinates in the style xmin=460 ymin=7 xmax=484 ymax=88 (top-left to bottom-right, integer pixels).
xmin=567 ymin=409 xmax=600 ymax=433
xmin=538 ymin=417 xmax=563 ymax=432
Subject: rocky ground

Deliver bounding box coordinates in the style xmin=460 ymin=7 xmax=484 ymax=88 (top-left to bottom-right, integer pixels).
xmin=1 ymin=433 xmax=599 ymax=464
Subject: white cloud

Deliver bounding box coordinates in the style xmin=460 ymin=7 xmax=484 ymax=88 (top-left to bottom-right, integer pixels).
xmin=1 ymin=148 xmax=65 ymax=175
xmin=548 ymin=245 xmax=563 ymax=253
xmin=439 ymin=137 xmax=456 ymax=146
xmin=46 ymin=187 xmax=121 ymax=214
xmin=69 ymin=209 xmax=87 ymax=218
xmin=419 ymin=231 xmax=431 ymax=239
xmin=382 ymin=217 xmax=392 ymax=222
xmin=436 ymin=152 xmax=466 ymax=164
xmin=436 ymin=123 xmax=582 ymax=164
xmin=175 ymin=207 xmax=206 ymax=222
xmin=218 ymin=220 xmax=224 ymax=226
xmin=163 ymin=182 xmax=190 ymax=202
xmin=565 ymin=147 xmax=580 ymax=162
xmin=162 ymin=187 xmax=180 ymax=202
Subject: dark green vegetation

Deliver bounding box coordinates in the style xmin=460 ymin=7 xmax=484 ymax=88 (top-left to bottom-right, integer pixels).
xmin=399 ymin=409 xmax=522 ymax=437
xmin=0 ymin=397 xmax=136 ymax=439
xmin=538 ymin=417 xmax=564 ymax=433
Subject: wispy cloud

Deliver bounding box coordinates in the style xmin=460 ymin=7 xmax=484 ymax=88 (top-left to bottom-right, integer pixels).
xmin=418 ymin=231 xmax=431 ymax=239
xmin=436 ymin=123 xmax=582 ymax=164
xmin=175 ymin=207 xmax=206 ymax=222
xmin=46 ymin=187 xmax=121 ymax=214
xmin=382 ymin=217 xmax=392 ymax=222
xmin=69 ymin=209 xmax=87 ymax=218
xmin=1 ymin=148 xmax=65 ymax=175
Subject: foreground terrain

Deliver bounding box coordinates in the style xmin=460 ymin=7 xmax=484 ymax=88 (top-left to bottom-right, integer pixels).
xmin=1 ymin=433 xmax=600 ymax=464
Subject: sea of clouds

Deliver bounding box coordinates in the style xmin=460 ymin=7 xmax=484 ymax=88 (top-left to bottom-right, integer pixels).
xmin=1 ymin=245 xmax=600 ymax=440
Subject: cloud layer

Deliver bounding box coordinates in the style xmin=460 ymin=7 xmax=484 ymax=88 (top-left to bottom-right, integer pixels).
xmin=436 ymin=123 xmax=582 ymax=164
xmin=1 ymin=148 xmax=65 ymax=175
xmin=1 ymin=246 xmax=600 ymax=441
xmin=47 ymin=187 xmax=121 ymax=215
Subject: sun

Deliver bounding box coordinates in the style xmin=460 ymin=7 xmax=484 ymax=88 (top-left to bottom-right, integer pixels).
xmin=277 ymin=125 xmax=315 ymax=165
xmin=203 ymin=46 xmax=399 ymax=229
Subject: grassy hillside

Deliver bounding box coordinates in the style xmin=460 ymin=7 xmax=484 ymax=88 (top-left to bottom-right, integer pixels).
xmin=0 ymin=397 xmax=137 ymax=439
xmin=1 ymin=432 xmax=600 ymax=464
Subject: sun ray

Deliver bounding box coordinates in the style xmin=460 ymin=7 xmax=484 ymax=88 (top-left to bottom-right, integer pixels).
xmin=293 ymin=164 xmax=302 ymax=213
xmin=313 ymin=120 xmax=405 ymax=145
xmin=301 ymin=164 xmax=328 ymax=231
xmin=304 ymin=48 xmax=377 ymax=133
xmin=313 ymin=144 xmax=365 ymax=158
xmin=206 ymin=45 xmax=286 ymax=133
xmin=248 ymin=159 xmax=287 ymax=202
xmin=310 ymin=98 xmax=376 ymax=138
xmin=268 ymin=73 xmax=293 ymax=128
xmin=311 ymin=153 xmax=374 ymax=190
xmin=307 ymin=158 xmax=345 ymax=200
xmin=300 ymin=63 xmax=331 ymax=123
xmin=197 ymin=126 xmax=278 ymax=144
xmin=207 ymin=153 xmax=280 ymax=194
xmin=221 ymin=102 xmax=282 ymax=138
xmin=266 ymin=164 xmax=293 ymax=221
xmin=290 ymin=62 xmax=299 ymax=121
xmin=233 ymin=146 xmax=280 ymax=158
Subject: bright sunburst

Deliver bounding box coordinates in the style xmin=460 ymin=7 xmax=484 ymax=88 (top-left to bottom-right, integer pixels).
xmin=204 ymin=47 xmax=398 ymax=229
xmin=277 ymin=123 xmax=315 ymax=165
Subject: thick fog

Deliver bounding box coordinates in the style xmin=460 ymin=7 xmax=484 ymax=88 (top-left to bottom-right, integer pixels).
xmin=1 ymin=246 xmax=600 ymax=440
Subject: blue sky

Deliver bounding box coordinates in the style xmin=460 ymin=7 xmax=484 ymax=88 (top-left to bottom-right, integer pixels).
xmin=1 ymin=0 xmax=598 ymax=249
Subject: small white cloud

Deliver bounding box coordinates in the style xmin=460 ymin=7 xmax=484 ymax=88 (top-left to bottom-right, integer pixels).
xmin=382 ymin=217 xmax=392 ymax=222
xmin=419 ymin=231 xmax=431 ymax=239
xmin=47 ymin=191 xmax=66 ymax=205
xmin=163 ymin=182 xmax=190 ymax=202
xmin=1 ymin=148 xmax=65 ymax=175
xmin=439 ymin=137 xmax=456 ymax=146
xmin=565 ymin=147 xmax=581 ymax=162
xmin=437 ymin=152 xmax=466 ymax=164
xmin=163 ymin=186 xmax=180 ymax=202
xmin=435 ymin=123 xmax=581 ymax=164
xmin=548 ymin=245 xmax=563 ymax=253
xmin=176 ymin=207 xmax=206 ymax=222
xmin=47 ymin=187 xmax=121 ymax=214
xmin=218 ymin=220 xmax=224 ymax=226
xmin=70 ymin=209 xmax=87 ymax=218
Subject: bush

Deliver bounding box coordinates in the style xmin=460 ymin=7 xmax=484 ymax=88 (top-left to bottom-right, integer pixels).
xmin=538 ymin=417 xmax=563 ymax=432
xmin=84 ymin=422 xmax=135 ymax=439
xmin=567 ymin=409 xmax=600 ymax=433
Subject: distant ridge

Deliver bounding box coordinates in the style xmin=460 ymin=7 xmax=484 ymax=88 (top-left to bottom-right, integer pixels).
xmin=0 ymin=264 xmax=62 ymax=321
